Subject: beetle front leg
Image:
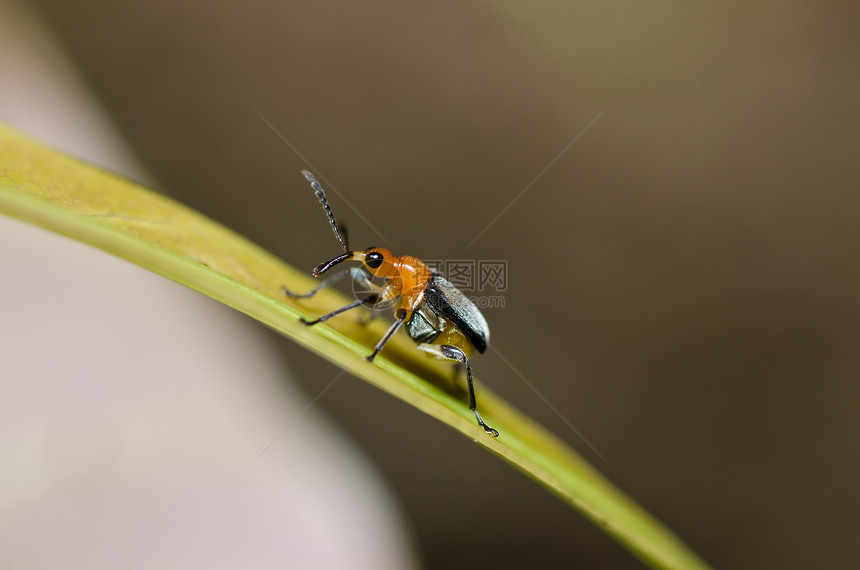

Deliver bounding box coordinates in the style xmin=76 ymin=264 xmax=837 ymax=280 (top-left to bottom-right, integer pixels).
xmin=349 ymin=269 xmax=384 ymax=326
xmin=301 ymin=293 xmax=381 ymax=326
xmin=282 ymin=267 xmax=368 ymax=300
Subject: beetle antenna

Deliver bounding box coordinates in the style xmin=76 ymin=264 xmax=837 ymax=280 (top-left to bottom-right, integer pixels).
xmin=302 ymin=170 xmax=349 ymax=252
xmin=337 ymin=222 xmax=350 ymax=252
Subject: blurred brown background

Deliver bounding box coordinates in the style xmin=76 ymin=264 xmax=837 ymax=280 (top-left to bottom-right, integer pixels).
xmin=21 ymin=1 xmax=859 ymax=568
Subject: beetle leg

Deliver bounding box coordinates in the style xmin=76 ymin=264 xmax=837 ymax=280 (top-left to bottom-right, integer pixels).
xmin=282 ymin=267 xmax=368 ymax=299
xmin=300 ymin=293 xmax=381 ymax=325
xmin=416 ymin=344 xmax=499 ymax=437
xmin=284 ymin=267 xmax=383 ymax=326
xmin=350 ymin=270 xmax=385 ymax=326
xmin=367 ymin=309 xmax=407 ymax=362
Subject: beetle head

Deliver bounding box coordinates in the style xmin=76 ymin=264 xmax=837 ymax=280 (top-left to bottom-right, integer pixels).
xmin=353 ymin=247 xmax=395 ymax=278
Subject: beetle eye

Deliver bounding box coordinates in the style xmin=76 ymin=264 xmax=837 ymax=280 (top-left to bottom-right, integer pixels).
xmin=365 ymin=251 xmax=384 ymax=269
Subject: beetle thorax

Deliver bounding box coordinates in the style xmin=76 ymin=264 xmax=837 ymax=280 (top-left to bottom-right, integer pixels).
xmin=389 ymin=255 xmax=432 ymax=313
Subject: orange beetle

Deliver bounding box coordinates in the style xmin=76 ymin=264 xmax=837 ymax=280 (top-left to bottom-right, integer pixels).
xmin=283 ymin=171 xmax=498 ymax=436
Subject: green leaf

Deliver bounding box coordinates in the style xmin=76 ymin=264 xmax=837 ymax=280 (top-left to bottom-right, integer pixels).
xmin=0 ymin=122 xmax=711 ymax=570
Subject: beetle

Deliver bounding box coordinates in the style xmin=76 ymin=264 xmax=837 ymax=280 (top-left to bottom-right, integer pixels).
xmin=282 ymin=170 xmax=498 ymax=437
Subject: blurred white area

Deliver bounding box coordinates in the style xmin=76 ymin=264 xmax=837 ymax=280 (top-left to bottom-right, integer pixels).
xmin=0 ymin=2 xmax=418 ymax=569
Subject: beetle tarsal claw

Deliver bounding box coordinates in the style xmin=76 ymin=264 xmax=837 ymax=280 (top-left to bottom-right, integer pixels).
xmin=483 ymin=425 xmax=500 ymax=437
xmin=473 ymin=411 xmax=499 ymax=437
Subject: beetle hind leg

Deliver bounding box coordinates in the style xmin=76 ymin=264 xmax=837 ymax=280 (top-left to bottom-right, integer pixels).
xmin=416 ymin=344 xmax=499 ymax=437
